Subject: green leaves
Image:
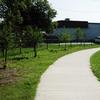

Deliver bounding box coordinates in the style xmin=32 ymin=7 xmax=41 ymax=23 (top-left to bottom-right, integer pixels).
xmin=76 ymin=28 xmax=85 ymax=41
xmin=58 ymin=28 xmax=72 ymax=42
xmin=25 ymin=26 xmax=43 ymax=42
xmin=0 ymin=0 xmax=56 ymax=33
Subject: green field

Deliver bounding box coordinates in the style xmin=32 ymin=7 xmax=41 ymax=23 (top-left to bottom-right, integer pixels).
xmin=91 ymin=50 xmax=100 ymax=81
xmin=0 ymin=44 xmax=100 ymax=100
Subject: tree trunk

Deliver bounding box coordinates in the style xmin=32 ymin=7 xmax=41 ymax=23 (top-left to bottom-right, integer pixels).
xmin=3 ymin=48 xmax=7 ymax=69
xmin=46 ymin=42 xmax=48 ymax=49
xmin=70 ymin=41 xmax=72 ymax=47
xmin=81 ymin=41 xmax=83 ymax=46
xmin=83 ymin=40 xmax=85 ymax=47
xmin=64 ymin=42 xmax=67 ymax=50
xmin=2 ymin=49 xmax=5 ymax=58
xmin=33 ymin=42 xmax=37 ymax=57
xmin=20 ymin=47 xmax=22 ymax=54
xmin=58 ymin=42 xmax=60 ymax=47
xmin=19 ymin=41 xmax=22 ymax=54
xmin=91 ymin=40 xmax=93 ymax=45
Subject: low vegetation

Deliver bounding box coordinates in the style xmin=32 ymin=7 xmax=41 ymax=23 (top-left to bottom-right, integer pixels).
xmin=91 ymin=50 xmax=100 ymax=81
xmin=0 ymin=44 xmax=100 ymax=100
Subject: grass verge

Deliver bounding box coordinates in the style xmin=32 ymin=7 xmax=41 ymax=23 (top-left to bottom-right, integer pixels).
xmin=0 ymin=44 xmax=100 ymax=100
xmin=91 ymin=50 xmax=100 ymax=81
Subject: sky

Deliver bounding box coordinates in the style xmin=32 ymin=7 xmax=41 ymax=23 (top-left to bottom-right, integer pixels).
xmin=48 ymin=0 xmax=100 ymax=23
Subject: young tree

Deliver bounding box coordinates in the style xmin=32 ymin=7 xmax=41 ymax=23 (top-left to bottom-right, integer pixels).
xmin=0 ymin=22 xmax=13 ymax=69
xmin=68 ymin=33 xmax=72 ymax=47
xmin=58 ymin=29 xmax=72 ymax=50
xmin=75 ymin=28 xmax=85 ymax=44
xmin=25 ymin=26 xmax=43 ymax=57
xmin=14 ymin=27 xmax=25 ymax=55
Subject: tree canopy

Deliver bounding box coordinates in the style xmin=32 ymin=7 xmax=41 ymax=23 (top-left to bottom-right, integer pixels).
xmin=0 ymin=0 xmax=57 ymax=32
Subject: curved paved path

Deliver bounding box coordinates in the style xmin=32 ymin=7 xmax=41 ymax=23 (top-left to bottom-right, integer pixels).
xmin=35 ymin=48 xmax=100 ymax=100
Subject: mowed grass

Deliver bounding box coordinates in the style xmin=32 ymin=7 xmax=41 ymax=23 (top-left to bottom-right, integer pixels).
xmin=0 ymin=44 xmax=100 ymax=100
xmin=91 ymin=50 xmax=100 ymax=81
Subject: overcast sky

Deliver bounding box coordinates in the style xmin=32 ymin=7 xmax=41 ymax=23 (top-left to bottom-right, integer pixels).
xmin=48 ymin=0 xmax=100 ymax=23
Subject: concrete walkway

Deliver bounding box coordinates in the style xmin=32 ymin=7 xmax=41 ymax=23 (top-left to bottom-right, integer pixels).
xmin=35 ymin=48 xmax=100 ymax=100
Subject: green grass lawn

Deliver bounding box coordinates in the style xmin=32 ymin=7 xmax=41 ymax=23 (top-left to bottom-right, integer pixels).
xmin=0 ymin=44 xmax=100 ymax=100
xmin=91 ymin=50 xmax=100 ymax=81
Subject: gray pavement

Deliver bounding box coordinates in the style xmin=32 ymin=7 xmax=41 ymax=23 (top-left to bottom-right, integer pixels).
xmin=35 ymin=48 xmax=100 ymax=100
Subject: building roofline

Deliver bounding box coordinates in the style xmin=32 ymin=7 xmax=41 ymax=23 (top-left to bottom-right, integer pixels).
xmin=57 ymin=20 xmax=88 ymax=23
xmin=56 ymin=19 xmax=100 ymax=24
xmin=89 ymin=22 xmax=100 ymax=24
